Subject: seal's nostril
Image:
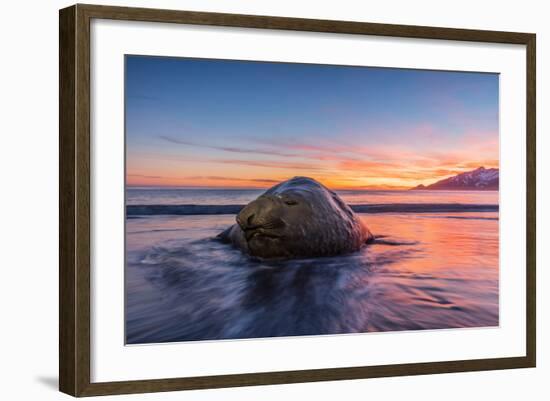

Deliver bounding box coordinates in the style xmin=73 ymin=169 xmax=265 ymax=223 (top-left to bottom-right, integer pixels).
xmin=246 ymin=214 xmax=255 ymax=226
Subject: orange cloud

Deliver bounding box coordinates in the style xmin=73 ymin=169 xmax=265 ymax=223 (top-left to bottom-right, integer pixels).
xmin=128 ymin=127 xmax=499 ymax=189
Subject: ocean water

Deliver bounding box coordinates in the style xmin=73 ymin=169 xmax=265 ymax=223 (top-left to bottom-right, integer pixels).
xmin=127 ymin=187 xmax=498 ymax=206
xmin=125 ymin=188 xmax=499 ymax=344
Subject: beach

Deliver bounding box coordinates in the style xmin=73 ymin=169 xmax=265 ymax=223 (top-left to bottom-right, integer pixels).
xmin=125 ymin=188 xmax=498 ymax=344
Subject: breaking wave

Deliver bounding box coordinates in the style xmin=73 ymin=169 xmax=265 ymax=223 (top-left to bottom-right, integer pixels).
xmin=126 ymin=203 xmax=499 ymax=216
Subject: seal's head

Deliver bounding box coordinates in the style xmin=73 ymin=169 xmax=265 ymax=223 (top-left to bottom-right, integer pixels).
xmin=232 ymin=177 xmax=372 ymax=259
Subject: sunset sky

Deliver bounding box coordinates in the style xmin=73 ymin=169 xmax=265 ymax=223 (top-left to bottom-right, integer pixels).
xmin=125 ymin=55 xmax=499 ymax=189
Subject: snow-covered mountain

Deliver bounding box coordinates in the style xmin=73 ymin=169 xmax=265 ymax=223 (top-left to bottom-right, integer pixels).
xmin=412 ymin=167 xmax=499 ymax=190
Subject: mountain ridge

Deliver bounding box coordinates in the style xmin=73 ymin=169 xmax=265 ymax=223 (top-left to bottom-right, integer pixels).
xmin=412 ymin=167 xmax=499 ymax=190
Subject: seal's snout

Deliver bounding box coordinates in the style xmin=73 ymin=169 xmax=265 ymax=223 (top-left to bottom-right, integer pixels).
xmin=237 ymin=196 xmax=272 ymax=230
xmin=236 ymin=196 xmax=285 ymax=241
xmin=236 ymin=204 xmax=254 ymax=231
xmin=236 ymin=210 xmax=255 ymax=230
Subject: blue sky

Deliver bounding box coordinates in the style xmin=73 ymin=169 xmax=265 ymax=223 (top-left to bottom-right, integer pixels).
xmin=125 ymin=55 xmax=498 ymax=189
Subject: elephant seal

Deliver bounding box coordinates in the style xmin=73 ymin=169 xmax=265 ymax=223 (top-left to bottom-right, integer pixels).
xmin=218 ymin=176 xmax=374 ymax=259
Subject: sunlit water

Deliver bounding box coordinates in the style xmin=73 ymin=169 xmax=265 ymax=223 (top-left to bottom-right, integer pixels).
xmin=126 ymin=190 xmax=499 ymax=344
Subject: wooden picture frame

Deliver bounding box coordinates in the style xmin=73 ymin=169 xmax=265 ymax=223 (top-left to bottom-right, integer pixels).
xmin=59 ymin=3 xmax=536 ymax=397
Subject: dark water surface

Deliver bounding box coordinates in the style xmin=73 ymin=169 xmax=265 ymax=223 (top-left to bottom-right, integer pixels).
xmin=125 ymin=211 xmax=498 ymax=344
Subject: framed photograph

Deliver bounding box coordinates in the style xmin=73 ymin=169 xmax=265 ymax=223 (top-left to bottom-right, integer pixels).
xmin=59 ymin=4 xmax=536 ymax=397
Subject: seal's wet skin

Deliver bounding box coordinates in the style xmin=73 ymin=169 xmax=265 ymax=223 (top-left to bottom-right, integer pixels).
xmin=218 ymin=177 xmax=374 ymax=259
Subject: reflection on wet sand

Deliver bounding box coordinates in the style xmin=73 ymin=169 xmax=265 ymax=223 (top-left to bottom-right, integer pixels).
xmin=125 ymin=212 xmax=498 ymax=344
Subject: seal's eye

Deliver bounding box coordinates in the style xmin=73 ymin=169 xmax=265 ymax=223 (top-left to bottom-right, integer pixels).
xmin=284 ymin=199 xmax=298 ymax=206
